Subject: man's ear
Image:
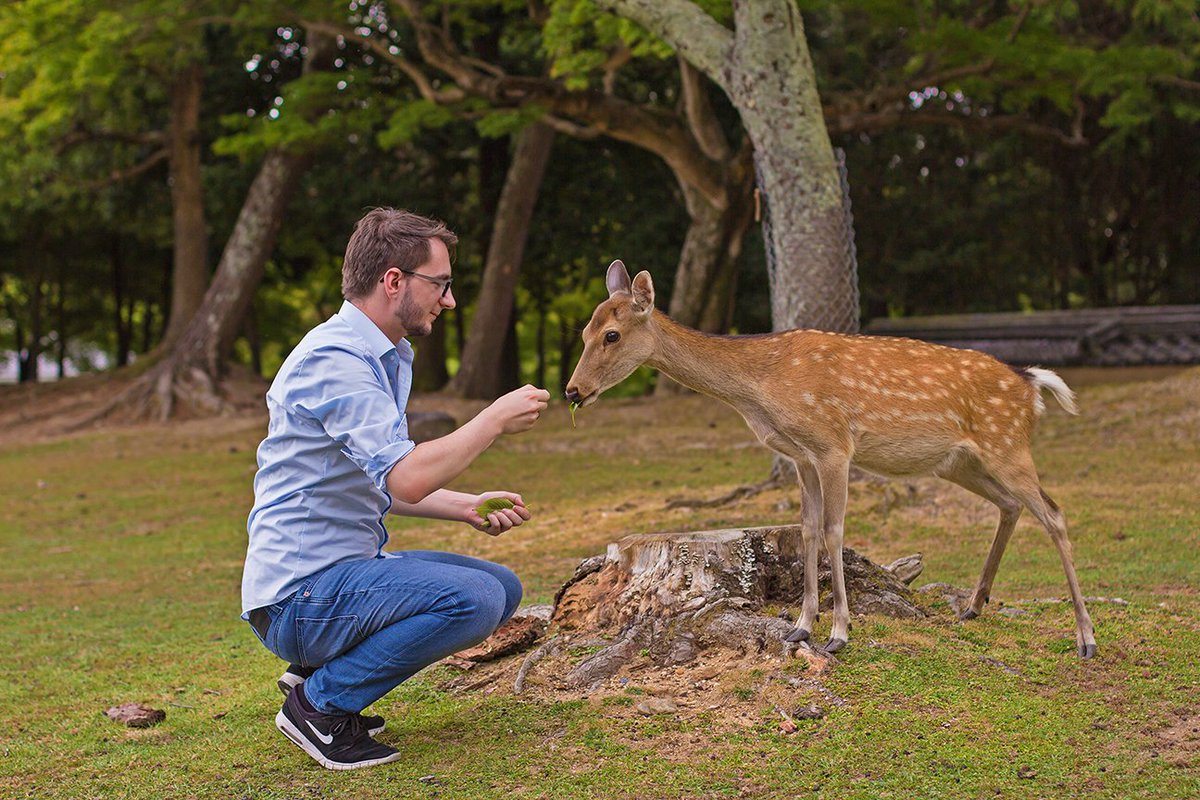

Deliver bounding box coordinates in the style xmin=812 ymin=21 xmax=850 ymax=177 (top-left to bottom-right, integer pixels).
xmin=606 ymin=259 xmax=631 ymax=297
xmin=631 ymin=270 xmax=655 ymax=315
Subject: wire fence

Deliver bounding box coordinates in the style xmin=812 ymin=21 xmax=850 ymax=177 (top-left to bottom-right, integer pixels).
xmin=756 ymin=147 xmax=861 ymax=334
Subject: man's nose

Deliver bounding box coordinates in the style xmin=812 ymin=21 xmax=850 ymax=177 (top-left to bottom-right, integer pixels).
xmin=440 ymin=286 xmax=456 ymax=310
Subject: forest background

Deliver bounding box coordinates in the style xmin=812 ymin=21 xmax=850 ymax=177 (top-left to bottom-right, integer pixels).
xmin=1 ymin=0 xmax=1197 ymax=403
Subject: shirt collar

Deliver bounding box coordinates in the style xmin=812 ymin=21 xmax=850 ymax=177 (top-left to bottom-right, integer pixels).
xmin=337 ymin=300 xmax=410 ymax=361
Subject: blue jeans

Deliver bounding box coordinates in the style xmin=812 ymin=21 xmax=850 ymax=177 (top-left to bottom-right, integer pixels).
xmin=250 ymin=550 xmax=522 ymax=715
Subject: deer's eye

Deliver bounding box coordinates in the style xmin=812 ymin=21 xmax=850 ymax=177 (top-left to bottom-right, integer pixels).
xmin=604 ymin=330 xmax=620 ymax=344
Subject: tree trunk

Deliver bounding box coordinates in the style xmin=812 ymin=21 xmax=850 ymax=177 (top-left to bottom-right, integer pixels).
xmin=160 ymin=63 xmax=210 ymax=350
xmin=55 ymin=262 xmax=66 ymax=379
xmin=598 ymin=0 xmax=858 ymax=334
xmin=448 ymin=122 xmax=554 ymax=398
xmin=656 ymin=157 xmax=755 ymax=395
xmin=411 ymin=322 xmax=450 ymax=392
xmin=77 ymin=33 xmax=336 ymax=424
xmin=19 ymin=258 xmax=44 ymax=383
xmin=142 ymin=148 xmax=314 ymax=415
xmin=112 ymin=235 xmax=132 ymax=368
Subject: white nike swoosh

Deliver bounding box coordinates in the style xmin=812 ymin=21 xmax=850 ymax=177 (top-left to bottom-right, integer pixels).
xmin=306 ymin=718 xmax=334 ymax=745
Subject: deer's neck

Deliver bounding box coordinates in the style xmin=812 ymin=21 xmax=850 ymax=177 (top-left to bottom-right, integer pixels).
xmin=646 ymin=310 xmax=773 ymax=406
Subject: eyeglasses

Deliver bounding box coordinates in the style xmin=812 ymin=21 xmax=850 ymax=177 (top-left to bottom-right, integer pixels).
xmin=390 ymin=268 xmax=453 ymax=298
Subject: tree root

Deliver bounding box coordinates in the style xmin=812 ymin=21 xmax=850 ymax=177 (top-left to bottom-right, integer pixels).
xmin=665 ymin=474 xmax=786 ymax=510
xmin=513 ymin=635 xmax=561 ymax=695
xmin=62 ymin=357 xmax=229 ymax=431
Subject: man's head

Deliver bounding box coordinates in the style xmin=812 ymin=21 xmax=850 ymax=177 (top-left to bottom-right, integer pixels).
xmin=342 ymin=208 xmax=459 ymax=338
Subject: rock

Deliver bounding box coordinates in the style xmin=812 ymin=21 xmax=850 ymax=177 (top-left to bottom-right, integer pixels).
xmin=512 ymin=603 xmax=554 ymax=623
xmin=635 ymin=698 xmax=679 ymax=716
xmin=105 ymin=703 xmax=165 ymax=728
xmin=407 ymin=411 xmax=456 ymax=443
xmin=916 ymin=582 xmax=973 ymax=616
xmin=884 ymin=554 xmax=924 ymax=585
xmin=793 ymin=705 xmax=825 ymax=720
xmin=998 ymin=607 xmax=1029 ymax=617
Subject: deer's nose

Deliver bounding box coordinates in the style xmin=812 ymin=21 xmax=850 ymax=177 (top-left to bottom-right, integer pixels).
xmin=565 ymin=388 xmax=581 ymax=404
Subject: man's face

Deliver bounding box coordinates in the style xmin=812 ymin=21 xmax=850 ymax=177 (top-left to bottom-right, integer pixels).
xmin=395 ymin=238 xmax=455 ymax=337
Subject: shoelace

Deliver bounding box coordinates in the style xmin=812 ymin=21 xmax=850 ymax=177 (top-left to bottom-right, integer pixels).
xmin=328 ymin=712 xmax=366 ymax=739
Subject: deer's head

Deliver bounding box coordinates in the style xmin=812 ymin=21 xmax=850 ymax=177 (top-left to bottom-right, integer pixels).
xmin=565 ymin=260 xmax=657 ymax=407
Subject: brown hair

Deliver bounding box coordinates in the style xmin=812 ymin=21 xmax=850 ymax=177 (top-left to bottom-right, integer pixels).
xmin=341 ymin=208 xmax=458 ymax=300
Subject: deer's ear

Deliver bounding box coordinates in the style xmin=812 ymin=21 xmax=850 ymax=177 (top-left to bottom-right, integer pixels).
xmin=605 ymin=260 xmax=631 ymax=297
xmin=631 ymin=270 xmax=655 ymax=315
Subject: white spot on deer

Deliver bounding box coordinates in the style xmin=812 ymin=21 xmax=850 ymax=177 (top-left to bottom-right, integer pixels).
xmin=988 ymin=397 xmax=1004 ymax=406
xmin=791 ymin=358 xmax=801 ymax=366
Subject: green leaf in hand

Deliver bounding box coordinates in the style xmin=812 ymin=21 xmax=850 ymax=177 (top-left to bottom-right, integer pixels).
xmin=475 ymin=497 xmax=516 ymax=528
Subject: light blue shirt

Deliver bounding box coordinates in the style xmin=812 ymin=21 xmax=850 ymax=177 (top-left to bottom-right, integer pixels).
xmin=241 ymin=301 xmax=416 ymax=616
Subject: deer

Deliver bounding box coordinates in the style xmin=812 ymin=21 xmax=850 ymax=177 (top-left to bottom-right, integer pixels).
xmin=565 ymin=260 xmax=1097 ymax=658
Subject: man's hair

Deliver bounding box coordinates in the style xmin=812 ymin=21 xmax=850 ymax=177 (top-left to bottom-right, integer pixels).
xmin=341 ymin=208 xmax=458 ymax=300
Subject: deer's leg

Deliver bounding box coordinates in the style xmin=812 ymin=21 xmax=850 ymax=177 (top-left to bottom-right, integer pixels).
xmin=785 ymin=459 xmax=823 ymax=643
xmin=941 ymin=461 xmax=1023 ymax=620
xmin=1016 ymin=481 xmax=1097 ymax=658
xmin=815 ymin=458 xmax=852 ymax=652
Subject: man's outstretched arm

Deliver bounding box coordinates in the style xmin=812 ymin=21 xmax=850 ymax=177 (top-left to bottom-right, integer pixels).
xmin=385 ymin=384 xmax=549 ymax=505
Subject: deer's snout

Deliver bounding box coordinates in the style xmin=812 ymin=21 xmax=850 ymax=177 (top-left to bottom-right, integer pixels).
xmin=564 ymin=387 xmax=581 ymax=404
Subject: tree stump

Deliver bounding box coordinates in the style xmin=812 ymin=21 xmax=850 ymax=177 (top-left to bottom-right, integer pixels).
xmin=548 ymin=525 xmax=923 ymax=689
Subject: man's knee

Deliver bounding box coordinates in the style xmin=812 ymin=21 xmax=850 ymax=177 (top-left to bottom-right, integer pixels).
xmin=448 ymin=571 xmax=510 ymax=633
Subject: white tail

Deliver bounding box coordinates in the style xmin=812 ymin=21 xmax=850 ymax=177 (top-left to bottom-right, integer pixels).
xmin=1024 ymin=367 xmax=1079 ymax=416
xmin=565 ymin=260 xmax=1097 ymax=658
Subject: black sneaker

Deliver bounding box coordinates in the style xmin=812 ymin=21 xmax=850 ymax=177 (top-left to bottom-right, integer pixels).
xmin=275 ymin=685 xmax=401 ymax=771
xmin=277 ymin=664 xmax=315 ymax=696
xmin=277 ymin=664 xmax=385 ymax=736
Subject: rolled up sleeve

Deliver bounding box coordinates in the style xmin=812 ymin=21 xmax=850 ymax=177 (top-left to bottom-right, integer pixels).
xmin=288 ymin=347 xmax=415 ymax=491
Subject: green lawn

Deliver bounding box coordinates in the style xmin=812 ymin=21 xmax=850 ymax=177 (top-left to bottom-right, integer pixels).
xmin=1 ymin=368 xmax=1197 ymax=799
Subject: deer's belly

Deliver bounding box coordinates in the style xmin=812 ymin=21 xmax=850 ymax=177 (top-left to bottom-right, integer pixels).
xmin=852 ymin=430 xmax=957 ymax=477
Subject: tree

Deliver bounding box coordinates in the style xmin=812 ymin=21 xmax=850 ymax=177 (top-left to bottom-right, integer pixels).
xmin=595 ymin=0 xmax=858 ymax=334
xmin=80 ymin=28 xmax=340 ymax=420
xmin=448 ymin=121 xmax=555 ymax=399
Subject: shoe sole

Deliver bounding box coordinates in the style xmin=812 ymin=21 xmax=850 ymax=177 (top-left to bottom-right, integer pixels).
xmin=277 ymin=675 xmax=385 ymax=736
xmin=275 ymin=711 xmax=401 ymax=771
xmin=277 ymin=673 xmax=306 ymax=697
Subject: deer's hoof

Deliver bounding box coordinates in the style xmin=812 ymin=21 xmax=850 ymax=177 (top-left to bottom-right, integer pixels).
xmin=784 ymin=627 xmax=810 ymax=643
xmin=1079 ymin=643 xmax=1097 ymax=659
xmin=822 ymin=638 xmax=846 ymax=654
xmin=959 ymin=609 xmax=979 ymax=621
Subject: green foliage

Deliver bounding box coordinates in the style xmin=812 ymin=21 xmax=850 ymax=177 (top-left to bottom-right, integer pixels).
xmin=542 ymin=0 xmax=675 ymax=89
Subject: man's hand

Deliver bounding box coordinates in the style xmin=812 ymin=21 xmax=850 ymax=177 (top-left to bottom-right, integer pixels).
xmin=484 ymin=384 xmax=550 ymax=435
xmin=466 ymin=491 xmax=531 ymax=535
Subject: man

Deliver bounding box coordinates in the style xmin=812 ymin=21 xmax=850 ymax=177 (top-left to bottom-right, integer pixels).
xmin=242 ymin=208 xmax=550 ymax=770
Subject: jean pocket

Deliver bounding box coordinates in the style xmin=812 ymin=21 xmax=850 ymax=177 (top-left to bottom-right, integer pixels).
xmin=295 ymin=614 xmax=363 ymax=668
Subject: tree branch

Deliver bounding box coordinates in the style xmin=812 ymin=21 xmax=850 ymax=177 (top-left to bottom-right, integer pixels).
xmin=593 ymin=0 xmax=733 ymax=88
xmin=678 ymin=57 xmax=729 ymax=162
xmin=86 ymin=148 xmax=171 ymax=189
xmin=299 ymin=18 xmax=463 ymax=103
xmin=391 ymin=0 xmax=730 ymax=207
xmin=56 ymin=126 xmax=166 ymax=154
xmin=826 ymin=104 xmax=1086 ymax=147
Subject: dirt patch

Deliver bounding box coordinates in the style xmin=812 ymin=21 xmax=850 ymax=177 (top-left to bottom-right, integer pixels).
xmin=1155 ymin=711 xmax=1200 ymax=768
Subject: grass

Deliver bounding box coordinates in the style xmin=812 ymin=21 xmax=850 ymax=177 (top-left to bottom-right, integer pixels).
xmin=1 ymin=367 xmax=1198 ymax=799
